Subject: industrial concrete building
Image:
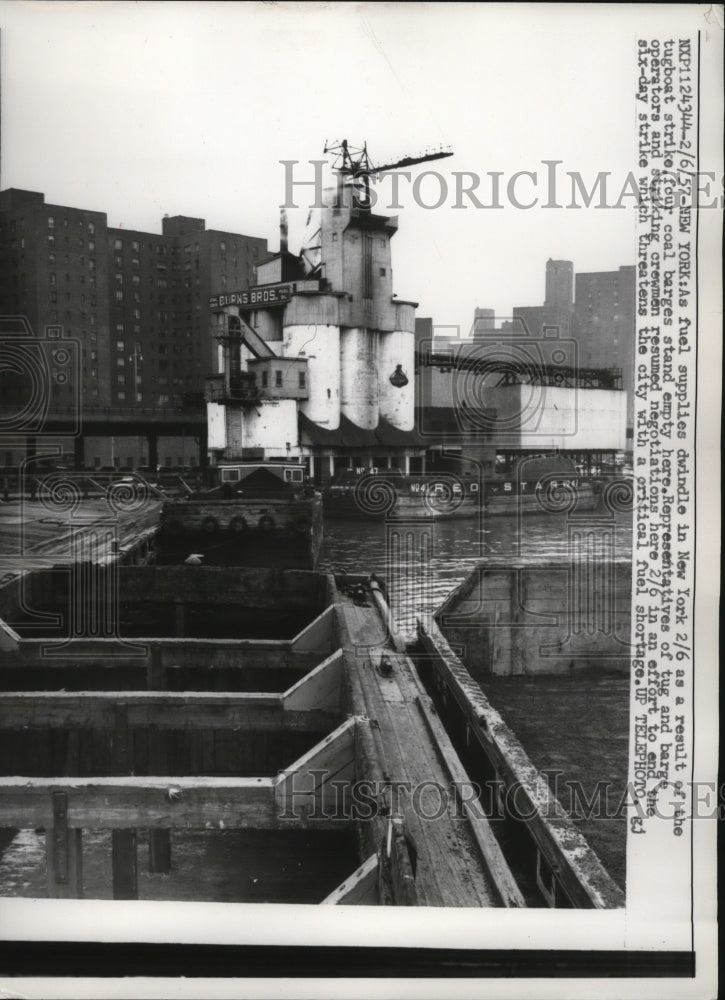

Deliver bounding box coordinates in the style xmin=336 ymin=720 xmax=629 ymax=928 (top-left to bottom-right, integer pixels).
xmin=0 ymin=188 xmax=268 ymax=468
xmin=207 ymin=181 xmax=425 ymax=481
xmin=505 ymin=258 xmax=635 ymax=438
xmin=415 ymin=317 xmax=628 ymax=465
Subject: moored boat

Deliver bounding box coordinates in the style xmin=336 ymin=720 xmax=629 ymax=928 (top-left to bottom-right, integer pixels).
xmin=322 ymin=455 xmax=600 ymax=520
xmin=158 ymin=462 xmax=323 ymax=568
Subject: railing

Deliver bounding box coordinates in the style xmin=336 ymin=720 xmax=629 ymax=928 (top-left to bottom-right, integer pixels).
xmin=205 ymin=375 xmax=261 ymax=404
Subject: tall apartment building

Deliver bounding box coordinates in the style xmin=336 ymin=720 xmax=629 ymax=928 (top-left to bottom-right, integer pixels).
xmin=574 ymin=265 xmax=636 ymax=434
xmin=0 ymin=188 xmax=269 ymax=466
xmin=513 ymin=258 xmax=574 ymax=339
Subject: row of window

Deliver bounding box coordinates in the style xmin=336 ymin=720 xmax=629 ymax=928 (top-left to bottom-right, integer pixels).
xmin=46 ymin=311 xmax=96 ymax=325
xmin=47 ymin=236 xmax=96 ymax=253
xmin=49 ymin=218 xmax=96 ymax=234
xmin=49 ymin=271 xmax=95 ymax=284
xmin=49 ymin=292 xmax=96 ymax=305
xmin=48 ymin=251 xmax=94 ymax=265
xmin=251 ymin=370 xmax=306 ymax=389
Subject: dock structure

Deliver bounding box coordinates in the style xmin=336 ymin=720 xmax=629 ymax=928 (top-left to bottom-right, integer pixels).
xmin=0 ymin=559 xmax=622 ymax=908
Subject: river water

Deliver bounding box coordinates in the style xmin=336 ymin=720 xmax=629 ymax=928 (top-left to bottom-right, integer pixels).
xmin=320 ymin=507 xmax=633 ymax=639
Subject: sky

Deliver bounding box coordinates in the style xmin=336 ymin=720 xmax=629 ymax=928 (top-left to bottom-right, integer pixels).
xmin=0 ymin=2 xmax=697 ymax=335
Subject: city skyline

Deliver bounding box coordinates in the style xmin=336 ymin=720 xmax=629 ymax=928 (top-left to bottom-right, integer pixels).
xmin=0 ymin=3 xmax=649 ymax=336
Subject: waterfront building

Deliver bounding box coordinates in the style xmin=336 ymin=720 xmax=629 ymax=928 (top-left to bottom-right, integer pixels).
xmin=0 ymin=188 xmax=268 ymax=469
xmin=510 ymin=258 xmax=635 ymax=439
xmin=207 ymin=180 xmax=425 ymax=482
xmin=573 ymin=265 xmax=636 ymax=434
xmin=416 ymin=307 xmax=628 ymax=469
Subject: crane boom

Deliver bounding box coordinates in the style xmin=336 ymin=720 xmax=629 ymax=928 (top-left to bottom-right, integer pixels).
xmin=324 ymin=139 xmax=453 ymax=177
xmin=374 ymin=149 xmax=454 ymax=173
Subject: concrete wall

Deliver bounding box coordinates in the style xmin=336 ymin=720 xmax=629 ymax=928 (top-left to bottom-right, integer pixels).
xmin=340 ymin=327 xmax=379 ymax=429
xmin=283 ymin=323 xmax=341 ymax=428
xmin=378 ymin=330 xmax=415 ymax=430
xmin=241 ymin=399 xmax=299 ymax=456
xmin=437 ymin=559 xmax=632 ymax=676
xmin=483 ymin=385 xmax=627 ymax=451
xmin=207 ymin=402 xmax=226 ymax=450
xmin=282 ymin=293 xmax=341 ymax=329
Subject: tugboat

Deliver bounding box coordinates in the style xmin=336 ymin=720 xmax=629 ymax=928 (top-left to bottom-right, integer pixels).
xmin=158 ymin=462 xmax=323 ymax=568
xmin=322 ymin=455 xmax=600 ymax=520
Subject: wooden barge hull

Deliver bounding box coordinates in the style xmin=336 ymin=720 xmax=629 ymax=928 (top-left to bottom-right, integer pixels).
xmin=323 ymin=485 xmax=600 ymax=520
xmin=323 ymin=493 xmax=480 ymax=520
xmin=0 ymin=559 xmax=622 ymax=909
xmin=158 ymin=494 xmax=323 ymax=568
xmin=323 ymin=459 xmax=604 ymax=520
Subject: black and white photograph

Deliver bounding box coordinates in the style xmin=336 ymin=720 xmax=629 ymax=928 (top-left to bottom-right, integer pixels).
xmin=0 ymin=2 xmax=720 ymax=997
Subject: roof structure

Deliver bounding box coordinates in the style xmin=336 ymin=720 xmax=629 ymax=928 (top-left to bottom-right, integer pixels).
xmin=299 ymin=413 xmax=424 ymax=448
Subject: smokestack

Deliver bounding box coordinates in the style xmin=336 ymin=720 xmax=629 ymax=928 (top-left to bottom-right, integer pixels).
xmin=280 ymin=207 xmax=288 ymax=254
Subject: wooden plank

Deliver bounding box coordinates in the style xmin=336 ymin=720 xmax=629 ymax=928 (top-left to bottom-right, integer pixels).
xmin=0 ymin=692 xmax=338 ymax=733
xmin=0 ymin=776 xmax=350 ymax=829
xmin=275 ymin=717 xmax=357 ymax=821
xmin=416 ymin=622 xmax=625 ymax=908
xmin=321 ymin=853 xmax=378 ymax=905
xmin=289 ymin=606 xmax=336 ymax=653
xmin=46 ymin=792 xmax=83 ymax=899
xmin=389 ymin=817 xmax=418 ymax=906
xmin=412 ymin=690 xmax=525 ymax=908
xmin=334 ymin=593 xmax=502 ymax=907
xmin=282 ymin=649 xmax=343 ymax=713
xmin=3 ymin=643 xmax=321 ymax=680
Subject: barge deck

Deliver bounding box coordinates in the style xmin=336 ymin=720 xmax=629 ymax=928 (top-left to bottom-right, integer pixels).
xmin=0 ymin=514 xmax=624 ymax=909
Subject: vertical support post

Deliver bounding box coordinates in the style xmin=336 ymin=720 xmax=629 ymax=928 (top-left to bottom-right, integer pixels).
xmin=46 ymin=792 xmax=83 ymax=898
xmin=403 ymin=454 xmax=410 ymax=475
xmin=147 ymin=647 xmax=171 ymax=873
